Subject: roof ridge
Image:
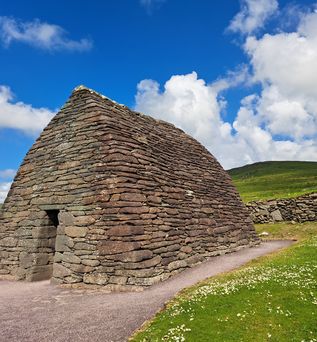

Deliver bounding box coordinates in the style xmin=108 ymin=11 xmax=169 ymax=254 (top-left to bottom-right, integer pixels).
xmin=72 ymin=85 xmax=126 ymax=108
xmin=70 ymin=85 xmax=190 ymax=137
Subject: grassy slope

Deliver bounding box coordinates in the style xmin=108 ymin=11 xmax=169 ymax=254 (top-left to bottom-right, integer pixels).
xmin=131 ymin=222 xmax=317 ymax=342
xmin=228 ymin=161 xmax=317 ymax=202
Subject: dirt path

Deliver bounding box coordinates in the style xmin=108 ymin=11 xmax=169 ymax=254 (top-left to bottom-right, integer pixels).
xmin=0 ymin=240 xmax=292 ymax=342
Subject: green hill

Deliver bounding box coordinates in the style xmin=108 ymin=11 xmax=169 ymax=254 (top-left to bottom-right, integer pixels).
xmin=228 ymin=161 xmax=317 ymax=203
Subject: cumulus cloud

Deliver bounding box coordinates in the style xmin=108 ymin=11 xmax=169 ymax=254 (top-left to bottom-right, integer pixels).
xmin=135 ymin=70 xmax=317 ymax=169
xmin=135 ymin=3 xmax=317 ymax=169
xmin=0 ymin=85 xmax=55 ymax=135
xmin=243 ymin=10 xmax=317 ymax=142
xmin=0 ymin=182 xmax=11 ymax=203
xmin=233 ymin=94 xmax=317 ymax=163
xmin=228 ymin=0 xmax=278 ymax=35
xmin=136 ymin=72 xmax=230 ymax=152
xmin=134 ymin=71 xmax=251 ymax=168
xmin=0 ymin=16 xmax=92 ymax=52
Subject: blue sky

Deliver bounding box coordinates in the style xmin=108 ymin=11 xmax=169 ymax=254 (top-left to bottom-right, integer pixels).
xmin=0 ymin=0 xmax=317 ymax=201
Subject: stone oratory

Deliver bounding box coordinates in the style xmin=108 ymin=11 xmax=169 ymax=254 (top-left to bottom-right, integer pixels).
xmin=0 ymin=86 xmax=259 ymax=290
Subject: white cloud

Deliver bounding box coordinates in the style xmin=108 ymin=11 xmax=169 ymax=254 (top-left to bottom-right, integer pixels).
xmin=243 ymin=10 xmax=317 ymax=142
xmin=135 ymin=72 xmax=251 ymax=168
xmin=228 ymin=0 xmax=278 ymax=35
xmin=136 ymin=72 xmax=224 ymax=137
xmin=0 ymin=169 xmax=16 ymax=179
xmin=140 ymin=0 xmax=166 ymax=14
xmin=0 ymin=182 xmax=11 ymax=203
xmin=0 ymin=169 xmax=15 ymax=203
xmin=136 ymin=73 xmax=236 ymax=166
xmin=233 ymin=94 xmax=317 ymax=163
xmin=0 ymin=16 xmax=92 ymax=52
xmin=0 ymin=85 xmax=55 ymax=135
xmin=135 ymin=71 xmax=317 ymax=169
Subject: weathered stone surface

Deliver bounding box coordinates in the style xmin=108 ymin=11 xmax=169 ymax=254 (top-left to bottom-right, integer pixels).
xmin=81 ymin=259 xmax=100 ymax=267
xmin=83 ymin=273 xmax=108 ymax=285
xmin=98 ymin=241 xmax=140 ymax=255
xmin=108 ymin=275 xmax=127 ymax=285
xmin=119 ymin=193 xmax=146 ymax=202
xmin=0 ymin=237 xmax=17 ymax=247
xmin=106 ymin=226 xmax=144 ymax=236
xmin=74 ymin=242 xmax=95 ymax=251
xmin=74 ymin=216 xmax=95 ymax=226
xmin=18 ymin=238 xmax=52 ymax=248
xmin=27 ymin=265 xmax=52 ymax=281
xmin=246 ymin=193 xmax=317 ymax=223
xmin=123 ymin=255 xmax=162 ymax=269
xmin=167 ymin=259 xmax=187 ymax=271
xmin=19 ymin=252 xmax=35 ymax=269
xmin=64 ymin=274 xmax=82 ymax=283
xmin=53 ymin=252 xmax=63 ymax=263
xmin=0 ymin=251 xmax=9 ymax=259
xmin=127 ymin=273 xmax=169 ymax=286
xmin=113 ymin=250 xmax=153 ymax=262
xmin=32 ymin=227 xmax=57 ymax=239
xmin=271 ymin=210 xmax=283 ymax=222
xmin=119 ymin=207 xmax=149 ymax=214
xmin=55 ymin=235 xmax=74 ymax=252
xmin=64 ymin=226 xmax=88 ymax=238
xmin=10 ymin=267 xmax=26 ymax=280
xmin=213 ymin=226 xmax=230 ymax=234
xmin=35 ymin=253 xmax=50 ymax=266
xmin=64 ymin=263 xmax=94 ymax=273
xmin=61 ymin=253 xmax=81 ymax=264
xmin=0 ymin=86 xmax=259 ymax=289
xmin=116 ymin=268 xmax=159 ymax=278
xmin=58 ymin=212 xmax=74 ymax=225
xmin=187 ymin=254 xmax=204 ymax=266
xmin=52 ymin=263 xmax=72 ymax=278
xmin=180 ymin=246 xmax=192 ymax=254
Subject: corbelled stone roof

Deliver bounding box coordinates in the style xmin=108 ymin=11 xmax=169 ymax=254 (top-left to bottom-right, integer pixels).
xmin=0 ymin=87 xmax=259 ymax=289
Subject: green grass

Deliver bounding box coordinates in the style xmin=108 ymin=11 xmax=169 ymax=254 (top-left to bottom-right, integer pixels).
xmin=228 ymin=161 xmax=317 ymax=202
xmin=130 ymin=222 xmax=317 ymax=342
xmin=256 ymin=222 xmax=317 ymax=241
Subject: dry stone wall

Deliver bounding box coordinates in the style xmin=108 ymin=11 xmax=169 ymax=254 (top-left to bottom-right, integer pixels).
xmin=246 ymin=193 xmax=317 ymax=224
xmin=0 ymin=86 xmax=259 ymax=290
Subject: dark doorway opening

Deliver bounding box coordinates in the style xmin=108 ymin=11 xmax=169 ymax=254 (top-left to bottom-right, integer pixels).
xmin=27 ymin=210 xmax=61 ymax=281
xmin=27 ymin=209 xmax=61 ymax=281
xmin=46 ymin=210 xmax=60 ymax=227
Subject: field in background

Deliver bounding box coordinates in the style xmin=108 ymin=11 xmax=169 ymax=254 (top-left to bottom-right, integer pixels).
xmin=131 ymin=222 xmax=317 ymax=342
xmin=228 ymin=161 xmax=317 ymax=202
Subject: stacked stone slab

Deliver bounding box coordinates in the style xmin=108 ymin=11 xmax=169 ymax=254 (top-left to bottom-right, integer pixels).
xmin=246 ymin=192 xmax=317 ymax=224
xmin=0 ymin=86 xmax=259 ymax=290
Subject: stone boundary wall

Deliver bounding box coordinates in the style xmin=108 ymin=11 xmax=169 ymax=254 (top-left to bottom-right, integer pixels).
xmin=246 ymin=193 xmax=317 ymax=224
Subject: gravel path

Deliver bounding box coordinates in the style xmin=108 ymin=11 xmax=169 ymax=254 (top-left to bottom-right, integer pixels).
xmin=0 ymin=240 xmax=292 ymax=342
